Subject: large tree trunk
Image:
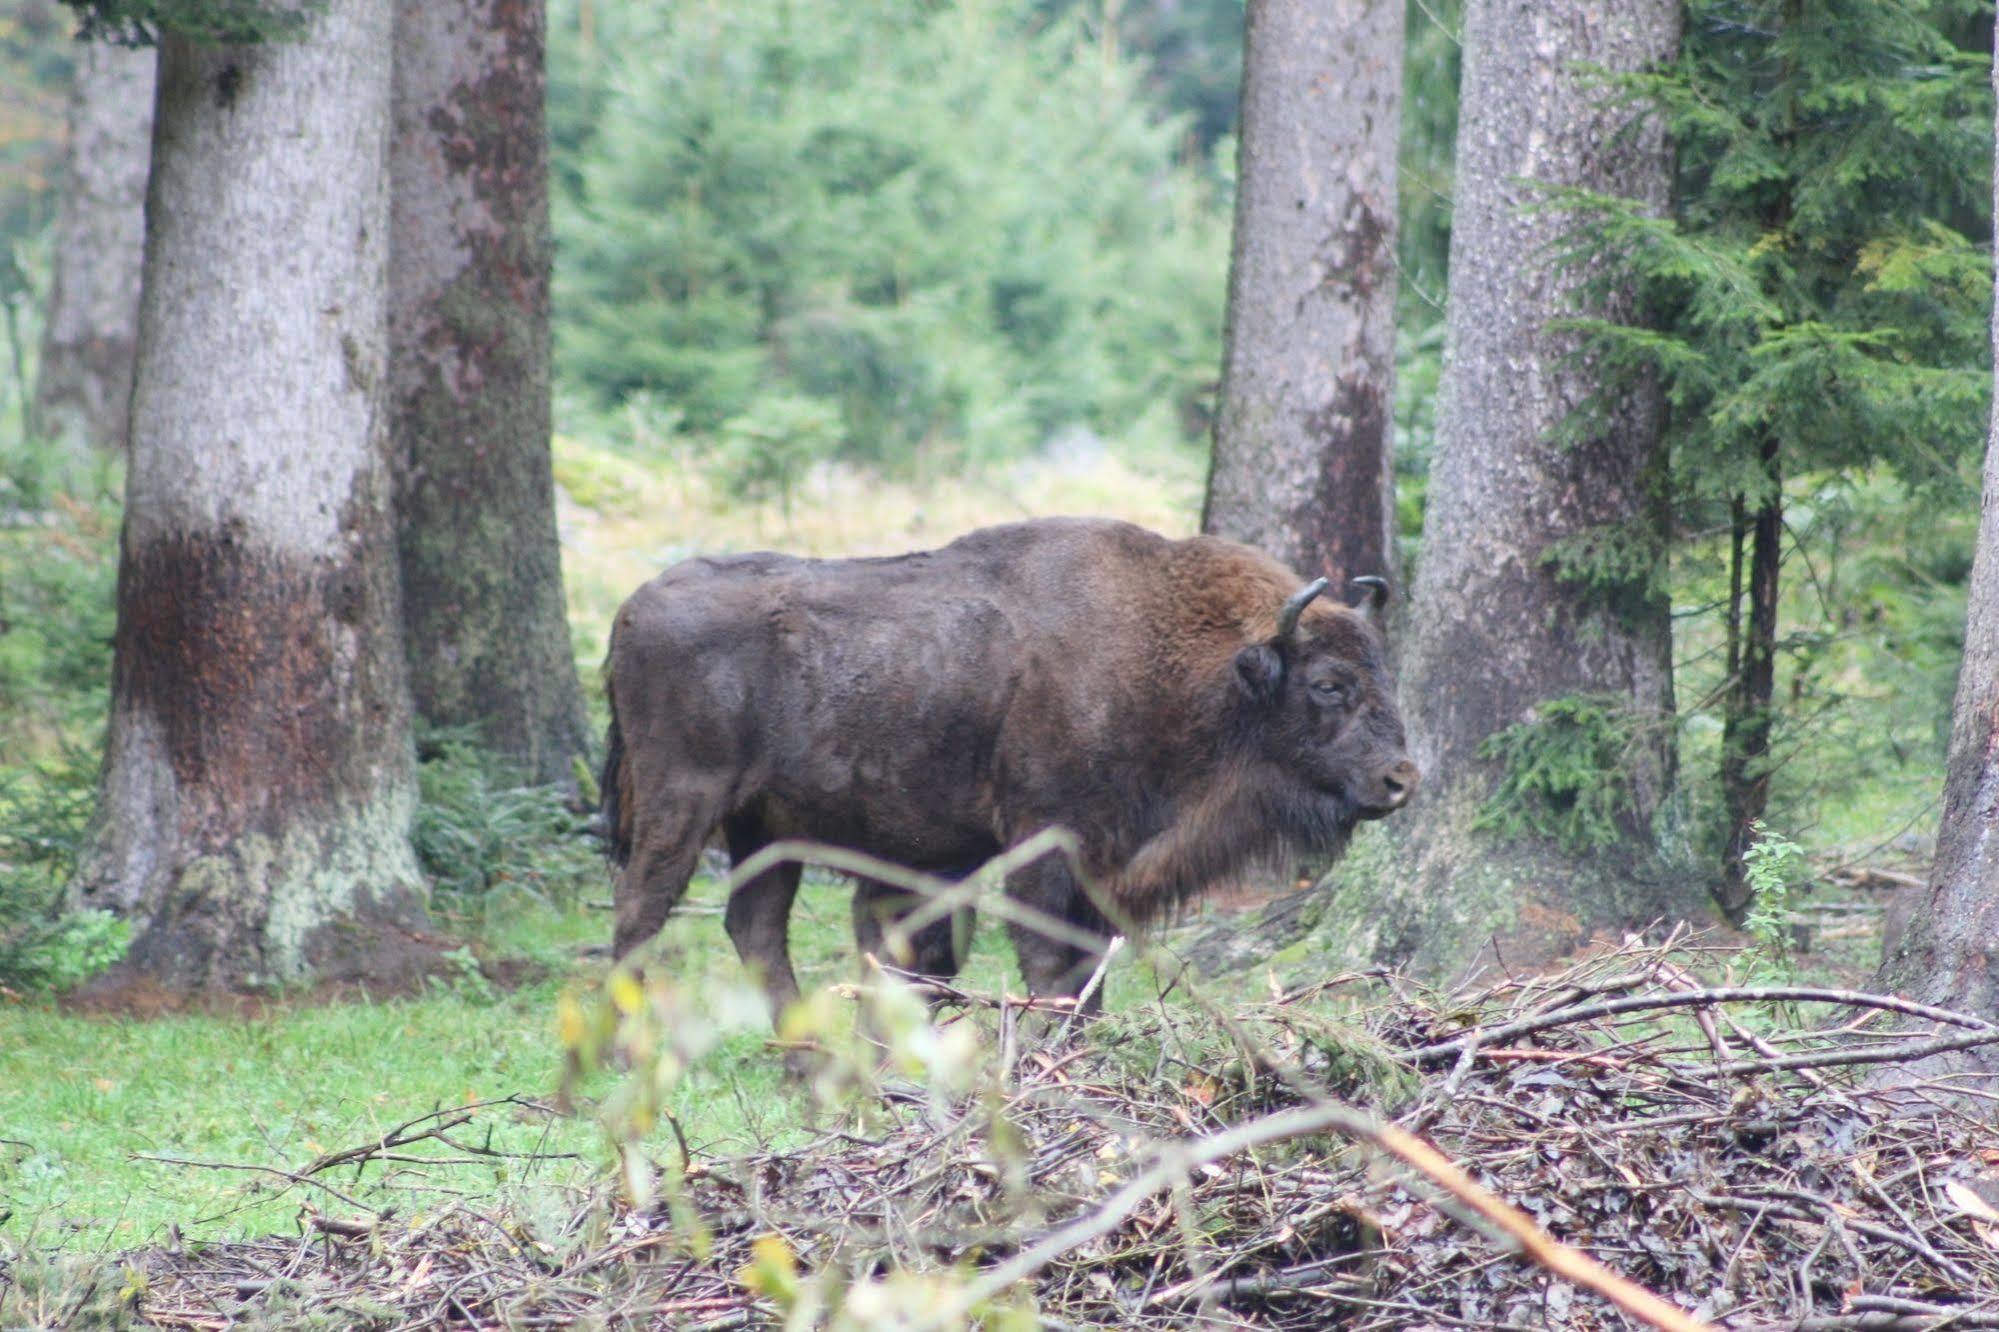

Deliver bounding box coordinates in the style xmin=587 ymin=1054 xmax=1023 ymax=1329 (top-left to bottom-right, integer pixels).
xmin=1875 ymin=33 xmax=1999 ymax=1056
xmin=389 ymin=0 xmax=587 ymax=785
xmin=1201 ymin=0 xmax=1402 ymax=590
xmin=29 ymin=37 xmax=153 ymax=470
xmin=1291 ymin=0 xmax=1703 ymax=982
xmin=75 ymin=0 xmax=425 ymax=990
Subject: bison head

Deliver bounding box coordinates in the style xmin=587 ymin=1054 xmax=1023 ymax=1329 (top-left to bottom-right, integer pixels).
xmin=1233 ymin=577 xmax=1419 ymax=835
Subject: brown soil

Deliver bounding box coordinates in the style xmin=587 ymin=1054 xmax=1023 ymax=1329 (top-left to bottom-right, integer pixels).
xmin=57 ymin=927 xmax=547 ymax=1020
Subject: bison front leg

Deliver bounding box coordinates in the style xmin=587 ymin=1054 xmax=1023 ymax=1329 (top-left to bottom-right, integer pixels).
xmin=853 ymin=878 xmax=974 ymax=991
xmin=1003 ymin=857 xmax=1111 ymax=1014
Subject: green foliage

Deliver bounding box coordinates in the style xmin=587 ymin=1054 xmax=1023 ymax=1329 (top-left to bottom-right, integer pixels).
xmin=1553 ymin=0 xmax=1992 ymax=858
xmin=1740 ymin=820 xmax=1806 ymax=979
xmin=552 ymin=0 xmax=1229 ymax=471
xmin=0 ymin=498 xmax=118 ymax=734
xmin=1475 ymin=695 xmax=1649 ymax=854
xmin=60 ymin=0 xmax=315 ymax=45
xmin=412 ymin=728 xmax=599 ymax=910
xmin=1538 ymin=519 xmax=1666 ymax=621
xmin=0 ymin=750 xmax=127 ymax=992
xmin=1399 ymin=0 xmax=1460 ymax=327
xmin=713 ymin=392 xmax=840 ymax=514
xmin=0 ymin=5 xmax=73 ymax=247
xmin=1556 ymin=0 xmax=1990 ymax=502
xmin=2 ymin=911 xmax=127 ymax=993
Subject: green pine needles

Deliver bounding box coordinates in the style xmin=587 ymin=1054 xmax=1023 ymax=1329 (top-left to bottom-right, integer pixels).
xmin=1475 ymin=695 xmax=1651 ymax=854
xmin=1554 ymin=0 xmax=1991 ymax=499
xmin=62 ymin=0 xmax=321 ymax=46
xmin=551 ymin=0 xmax=1231 ymax=471
xmin=1547 ymin=0 xmax=1991 ymax=887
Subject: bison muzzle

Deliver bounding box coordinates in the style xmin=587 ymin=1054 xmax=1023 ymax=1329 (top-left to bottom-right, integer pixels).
xmin=601 ymin=517 xmax=1416 ymax=1025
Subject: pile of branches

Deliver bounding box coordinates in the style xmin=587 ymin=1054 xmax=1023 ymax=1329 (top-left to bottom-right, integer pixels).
xmin=60 ymin=938 xmax=1999 ymax=1330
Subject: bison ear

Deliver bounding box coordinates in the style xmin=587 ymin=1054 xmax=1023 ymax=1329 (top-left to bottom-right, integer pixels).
xmin=1234 ymin=643 xmax=1284 ymax=701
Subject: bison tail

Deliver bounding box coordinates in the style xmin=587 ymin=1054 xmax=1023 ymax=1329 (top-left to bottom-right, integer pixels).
xmin=599 ymin=695 xmax=634 ymax=868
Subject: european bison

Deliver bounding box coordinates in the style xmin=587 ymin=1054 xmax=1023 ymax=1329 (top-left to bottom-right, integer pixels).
xmin=601 ymin=517 xmax=1416 ymax=1023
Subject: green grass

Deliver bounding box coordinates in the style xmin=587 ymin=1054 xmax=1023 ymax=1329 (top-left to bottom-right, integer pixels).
xmin=0 ymin=870 xmax=1166 ymax=1251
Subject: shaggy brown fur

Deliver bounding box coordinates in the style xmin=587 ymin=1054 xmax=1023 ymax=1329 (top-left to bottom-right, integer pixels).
xmin=600 ymin=517 xmax=1415 ymax=1026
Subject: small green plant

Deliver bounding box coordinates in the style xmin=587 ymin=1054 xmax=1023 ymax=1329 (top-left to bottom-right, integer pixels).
xmin=425 ymin=944 xmax=499 ymax=1005
xmin=712 ymin=393 xmax=841 ymax=518
xmin=412 ymin=727 xmax=600 ymax=913
xmin=1538 ymin=521 xmax=1665 ymax=623
xmin=2 ymin=910 xmax=129 ymax=993
xmin=1740 ymin=820 xmax=1807 ymax=981
xmin=1475 ymin=695 xmax=1648 ymax=853
xmin=0 ymin=751 xmax=127 ymax=992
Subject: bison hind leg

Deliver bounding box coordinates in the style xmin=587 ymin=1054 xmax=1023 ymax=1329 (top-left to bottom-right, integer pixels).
xmin=612 ymin=791 xmax=725 ymax=962
xmin=721 ymin=812 xmax=807 ymax=1028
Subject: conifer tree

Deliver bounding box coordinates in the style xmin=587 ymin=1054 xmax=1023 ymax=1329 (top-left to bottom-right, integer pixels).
xmin=31 ymin=36 xmax=151 ymax=468
xmin=1558 ymin=0 xmax=1990 ymax=917
xmin=1207 ymin=0 xmax=1704 ymax=986
xmin=390 ymin=0 xmax=589 ymax=786
xmin=1874 ymin=14 xmax=1999 ymax=1050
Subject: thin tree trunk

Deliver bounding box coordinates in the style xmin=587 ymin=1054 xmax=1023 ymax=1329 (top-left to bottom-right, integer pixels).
xmin=1874 ymin=28 xmax=1999 ymax=1060
xmin=76 ymin=0 xmax=425 ymax=990
xmin=389 ymin=0 xmax=587 ymax=785
xmin=1300 ymin=0 xmax=1702 ymax=982
xmin=1201 ymin=0 xmax=1402 ymax=589
xmin=30 ymin=38 xmax=153 ymax=469
xmin=1719 ymin=440 xmax=1781 ymax=920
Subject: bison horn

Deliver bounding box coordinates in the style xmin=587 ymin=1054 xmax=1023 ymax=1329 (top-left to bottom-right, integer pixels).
xmin=1276 ymin=578 xmax=1329 ymax=639
xmin=1350 ymin=576 xmax=1390 ymax=618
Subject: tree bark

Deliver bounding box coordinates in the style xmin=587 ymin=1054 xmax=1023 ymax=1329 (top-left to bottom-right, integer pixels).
xmin=389 ymin=0 xmax=587 ymax=785
xmin=1202 ymin=0 xmax=1402 ymax=591
xmin=1875 ymin=31 xmax=1999 ymax=1055
xmin=1297 ymin=0 xmax=1704 ymax=982
xmin=75 ymin=0 xmax=426 ymax=989
xmin=30 ymin=37 xmax=153 ymax=469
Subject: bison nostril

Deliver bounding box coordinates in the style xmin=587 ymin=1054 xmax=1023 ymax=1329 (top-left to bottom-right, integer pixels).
xmin=1380 ymin=760 xmax=1420 ymax=807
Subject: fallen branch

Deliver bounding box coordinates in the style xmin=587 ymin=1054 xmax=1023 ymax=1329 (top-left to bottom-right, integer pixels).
xmin=1407 ymin=986 xmax=1993 ymax=1065
xmin=931 ymin=1098 xmax=1711 ymax=1332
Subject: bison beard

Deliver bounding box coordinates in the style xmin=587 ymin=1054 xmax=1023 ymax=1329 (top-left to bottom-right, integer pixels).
xmin=600 ymin=517 xmax=1416 ymax=1030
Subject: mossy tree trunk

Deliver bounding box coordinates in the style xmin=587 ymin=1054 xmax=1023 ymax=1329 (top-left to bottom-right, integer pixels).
xmin=75 ymin=0 xmax=426 ymax=989
xmin=30 ymin=37 xmax=153 ymax=471
xmin=1300 ymin=0 xmax=1706 ymax=983
xmin=1202 ymin=0 xmax=1402 ymax=592
xmin=1875 ymin=37 xmax=1999 ymax=1057
xmin=389 ymin=0 xmax=587 ymax=785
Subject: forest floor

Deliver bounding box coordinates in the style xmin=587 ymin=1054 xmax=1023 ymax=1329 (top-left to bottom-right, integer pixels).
xmin=0 ymin=439 xmax=1206 ymax=1251
xmin=0 ymin=437 xmax=1969 ymax=1330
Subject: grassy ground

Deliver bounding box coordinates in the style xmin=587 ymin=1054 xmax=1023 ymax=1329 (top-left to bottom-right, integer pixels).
xmin=0 ymin=865 xmax=1183 ymax=1251
xmin=0 ymin=445 xmax=1202 ymax=1252
xmin=0 ymin=432 xmax=1939 ymax=1257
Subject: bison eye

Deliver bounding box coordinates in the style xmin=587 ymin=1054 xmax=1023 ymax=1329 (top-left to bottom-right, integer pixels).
xmin=1309 ymin=680 xmax=1349 ymax=706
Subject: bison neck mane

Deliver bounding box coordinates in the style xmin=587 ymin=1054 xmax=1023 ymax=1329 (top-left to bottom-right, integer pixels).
xmin=1084 ymin=536 xmax=1359 ymax=926
xmin=1095 ymin=684 xmax=1359 ymax=924
xmin=1101 ymin=733 xmax=1356 ymax=926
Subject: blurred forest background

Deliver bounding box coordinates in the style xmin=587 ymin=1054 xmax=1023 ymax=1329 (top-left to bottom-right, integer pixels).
xmin=1 ymin=0 xmax=1987 ymax=983
xmin=3 ymin=0 xmax=1999 ymax=1279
